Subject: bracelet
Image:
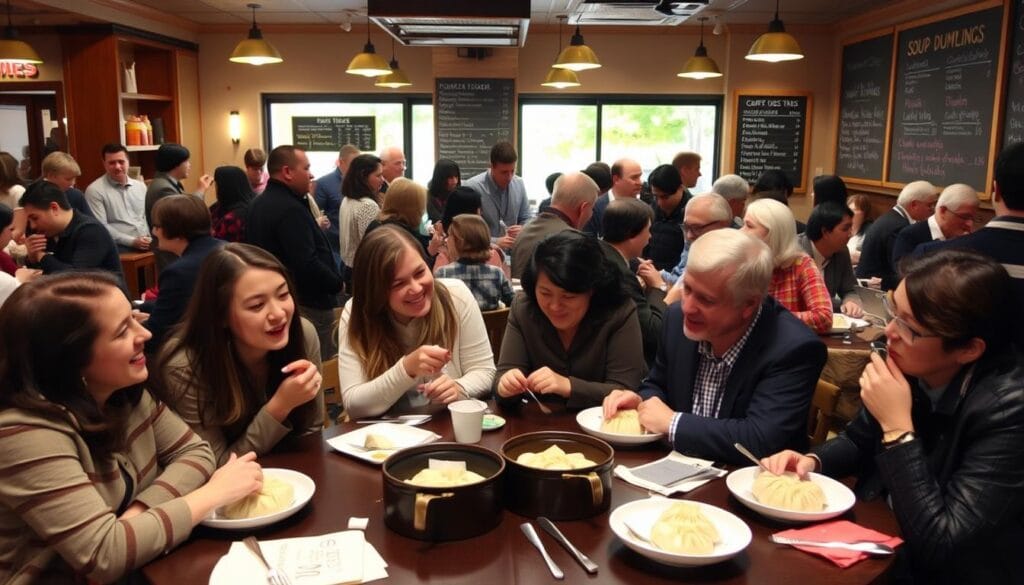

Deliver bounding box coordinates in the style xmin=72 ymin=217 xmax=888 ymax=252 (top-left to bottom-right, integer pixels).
xmin=881 ymin=430 xmax=916 ymax=449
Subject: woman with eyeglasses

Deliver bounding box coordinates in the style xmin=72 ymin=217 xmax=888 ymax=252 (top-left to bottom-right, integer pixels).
xmin=762 ymin=249 xmax=1024 ymax=585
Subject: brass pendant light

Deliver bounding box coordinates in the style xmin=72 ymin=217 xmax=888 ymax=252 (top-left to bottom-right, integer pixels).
xmin=553 ymin=25 xmax=600 ymax=71
xmin=542 ymin=16 xmax=580 ymax=89
xmin=678 ymin=17 xmax=721 ymax=79
xmin=346 ymin=16 xmax=391 ymax=77
xmin=0 ymin=0 xmax=41 ymax=64
xmin=229 ymin=3 xmax=283 ymax=65
xmin=746 ymin=0 xmax=803 ymax=62
xmin=375 ymin=39 xmax=411 ymax=88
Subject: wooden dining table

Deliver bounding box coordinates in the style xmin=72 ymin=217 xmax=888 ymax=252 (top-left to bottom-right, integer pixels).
xmin=142 ymin=403 xmax=900 ymax=585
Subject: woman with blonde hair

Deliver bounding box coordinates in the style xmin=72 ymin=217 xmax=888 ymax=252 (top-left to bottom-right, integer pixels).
xmin=742 ymin=198 xmax=832 ymax=334
xmin=365 ymin=177 xmax=441 ymax=261
xmin=338 ymin=224 xmax=495 ymax=419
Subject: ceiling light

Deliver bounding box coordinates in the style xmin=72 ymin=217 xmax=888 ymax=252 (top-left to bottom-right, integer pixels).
xmin=543 ymin=16 xmax=580 ymax=89
xmin=746 ymin=0 xmax=803 ymax=62
xmin=553 ymin=25 xmax=600 ymax=71
xmin=230 ymin=4 xmax=282 ymax=65
xmin=0 ymin=0 xmax=42 ymax=64
xmin=346 ymin=16 xmax=391 ymax=77
xmin=678 ymin=17 xmax=722 ymax=80
xmin=375 ymin=39 xmax=411 ymax=88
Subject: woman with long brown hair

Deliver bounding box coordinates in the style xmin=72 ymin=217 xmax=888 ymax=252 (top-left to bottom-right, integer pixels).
xmin=338 ymin=225 xmax=495 ymax=419
xmin=153 ymin=243 xmax=324 ymax=464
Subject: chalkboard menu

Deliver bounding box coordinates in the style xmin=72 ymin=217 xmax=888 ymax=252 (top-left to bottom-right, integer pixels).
xmin=436 ymin=78 xmax=515 ymax=178
xmin=836 ymin=33 xmax=894 ymax=182
xmin=1004 ymin=0 xmax=1024 ymax=148
xmin=291 ymin=116 xmax=376 ymax=152
xmin=889 ymin=6 xmax=1003 ymax=190
xmin=733 ymin=93 xmax=810 ymax=190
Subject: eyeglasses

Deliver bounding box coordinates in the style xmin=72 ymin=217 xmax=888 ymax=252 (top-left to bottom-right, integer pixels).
xmin=942 ymin=206 xmax=978 ymax=223
xmin=882 ymin=291 xmax=939 ymax=344
xmin=683 ymin=220 xmax=721 ymax=236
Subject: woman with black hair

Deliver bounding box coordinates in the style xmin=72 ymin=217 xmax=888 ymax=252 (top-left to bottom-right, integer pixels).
xmin=495 ymin=231 xmax=645 ymax=410
xmin=209 ymin=166 xmax=255 ymax=242
xmin=426 ymin=159 xmax=460 ymax=222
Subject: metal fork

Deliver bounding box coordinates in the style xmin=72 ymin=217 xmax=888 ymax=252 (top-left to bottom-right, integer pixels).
xmin=243 ymin=536 xmax=293 ymax=585
xmin=770 ymin=534 xmax=895 ymax=555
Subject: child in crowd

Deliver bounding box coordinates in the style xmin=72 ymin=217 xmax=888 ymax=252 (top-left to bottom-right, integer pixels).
xmin=435 ymin=214 xmax=514 ymax=310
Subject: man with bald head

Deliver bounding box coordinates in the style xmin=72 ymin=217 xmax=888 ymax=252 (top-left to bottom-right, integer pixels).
xmin=511 ymin=171 xmax=599 ymax=278
xmin=584 ymin=158 xmax=643 ymax=236
xmin=661 ymin=193 xmax=734 ymax=299
xmin=378 ymin=145 xmax=406 ymax=192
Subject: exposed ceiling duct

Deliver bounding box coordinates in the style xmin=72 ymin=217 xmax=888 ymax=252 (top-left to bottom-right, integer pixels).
xmin=368 ymin=0 xmax=530 ymax=47
xmin=567 ymin=0 xmax=709 ymax=26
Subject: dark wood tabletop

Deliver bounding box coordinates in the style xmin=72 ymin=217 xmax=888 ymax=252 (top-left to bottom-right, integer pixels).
xmin=142 ymin=404 xmax=899 ymax=585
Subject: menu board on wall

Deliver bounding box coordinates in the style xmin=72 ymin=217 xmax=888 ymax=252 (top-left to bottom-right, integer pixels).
xmin=733 ymin=92 xmax=811 ymax=191
xmin=889 ymin=6 xmax=1003 ymax=190
xmin=836 ymin=33 xmax=894 ymax=183
xmin=1003 ymin=0 xmax=1024 ymax=148
xmin=291 ymin=116 xmax=375 ymax=152
xmin=436 ymin=78 xmax=515 ymax=178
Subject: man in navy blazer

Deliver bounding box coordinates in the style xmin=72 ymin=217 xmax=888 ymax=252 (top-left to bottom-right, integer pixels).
xmin=603 ymin=229 xmax=826 ymax=466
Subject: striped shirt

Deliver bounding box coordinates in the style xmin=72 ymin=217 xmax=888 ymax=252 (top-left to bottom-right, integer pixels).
xmin=769 ymin=254 xmax=833 ymax=334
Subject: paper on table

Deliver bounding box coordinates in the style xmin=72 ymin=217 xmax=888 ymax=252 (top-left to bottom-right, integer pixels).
xmin=774 ymin=520 xmax=903 ymax=568
xmin=215 ymin=530 xmax=388 ymax=584
xmin=614 ymin=451 xmax=726 ymax=496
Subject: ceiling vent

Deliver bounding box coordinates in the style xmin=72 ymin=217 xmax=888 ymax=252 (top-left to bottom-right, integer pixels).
xmin=368 ymin=0 xmax=530 ymax=47
xmin=568 ymin=0 xmax=709 ymax=26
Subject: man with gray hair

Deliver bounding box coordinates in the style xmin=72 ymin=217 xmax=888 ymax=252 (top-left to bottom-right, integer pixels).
xmin=711 ymin=174 xmax=750 ymax=227
xmin=892 ymin=183 xmax=979 ymax=267
xmin=511 ymin=171 xmax=599 ymax=279
xmin=603 ymin=229 xmax=826 ymax=466
xmin=856 ymin=180 xmax=938 ymax=290
xmin=659 ymin=192 xmax=733 ymax=290
xmin=378 ymin=145 xmax=406 ymax=192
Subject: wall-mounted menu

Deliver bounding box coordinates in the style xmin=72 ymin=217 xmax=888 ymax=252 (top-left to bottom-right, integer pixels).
xmin=292 ymin=116 xmax=375 ymax=152
xmin=1003 ymin=0 xmax=1024 ymax=148
xmin=889 ymin=6 xmax=1002 ymax=190
xmin=836 ymin=33 xmax=894 ymax=182
xmin=436 ymin=78 xmax=515 ymax=178
xmin=733 ymin=93 xmax=810 ymax=191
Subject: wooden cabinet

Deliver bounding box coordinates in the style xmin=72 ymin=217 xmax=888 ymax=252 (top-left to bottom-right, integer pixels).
xmin=61 ymin=28 xmax=195 ymax=184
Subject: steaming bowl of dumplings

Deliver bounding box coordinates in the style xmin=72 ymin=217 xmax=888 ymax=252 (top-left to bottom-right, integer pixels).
xmin=575 ymin=406 xmax=664 ymax=446
xmin=202 ymin=468 xmax=316 ymax=530
xmin=725 ymin=466 xmax=856 ymax=523
xmin=610 ymin=498 xmax=752 ymax=567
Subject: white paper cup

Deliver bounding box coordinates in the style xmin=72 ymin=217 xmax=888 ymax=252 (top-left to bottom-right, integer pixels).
xmin=448 ymin=399 xmax=487 ymax=443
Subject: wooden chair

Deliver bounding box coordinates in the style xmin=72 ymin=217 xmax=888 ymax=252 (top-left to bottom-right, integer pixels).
xmin=480 ymin=307 xmax=510 ymax=363
xmin=808 ymin=378 xmax=841 ymax=447
xmin=320 ymin=356 xmax=344 ymax=427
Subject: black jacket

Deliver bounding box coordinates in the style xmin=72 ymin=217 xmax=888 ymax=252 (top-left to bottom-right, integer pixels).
xmin=245 ymin=179 xmax=342 ymax=309
xmin=599 ymin=240 xmax=666 ymax=367
xmin=891 ymin=220 xmax=935 ymax=274
xmin=856 ymin=207 xmax=909 ymax=290
xmin=35 ymin=210 xmax=125 ymax=288
xmin=815 ymin=348 xmax=1024 ymax=585
xmin=642 ymin=196 xmax=687 ymax=271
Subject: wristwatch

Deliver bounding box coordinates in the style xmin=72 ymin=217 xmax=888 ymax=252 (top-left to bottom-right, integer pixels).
xmin=881 ymin=430 xmax=916 ymax=449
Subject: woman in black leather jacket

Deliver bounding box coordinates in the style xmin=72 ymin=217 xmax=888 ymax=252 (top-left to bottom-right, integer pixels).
xmin=763 ymin=249 xmax=1024 ymax=584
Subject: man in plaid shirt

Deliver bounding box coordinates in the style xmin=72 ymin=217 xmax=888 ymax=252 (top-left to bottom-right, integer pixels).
xmin=603 ymin=229 xmax=826 ymax=466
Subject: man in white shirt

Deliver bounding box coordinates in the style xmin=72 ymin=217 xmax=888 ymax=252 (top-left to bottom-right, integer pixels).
xmin=84 ymin=143 xmax=151 ymax=252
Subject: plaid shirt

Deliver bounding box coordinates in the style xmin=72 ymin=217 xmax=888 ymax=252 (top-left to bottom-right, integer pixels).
xmin=669 ymin=306 xmax=762 ymax=439
xmin=434 ymin=261 xmax=514 ymax=310
xmin=769 ymin=254 xmax=833 ymax=334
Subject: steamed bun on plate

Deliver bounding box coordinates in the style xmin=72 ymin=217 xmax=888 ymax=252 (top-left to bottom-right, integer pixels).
xmin=751 ymin=471 xmax=826 ymax=512
xmin=364 ymin=433 xmax=394 ymax=450
xmin=516 ymin=444 xmax=595 ymax=470
xmin=601 ymin=410 xmax=644 ymax=435
xmin=221 ymin=476 xmax=294 ymax=519
xmin=406 ymin=467 xmax=486 ymax=487
xmin=650 ymin=502 xmax=720 ymax=554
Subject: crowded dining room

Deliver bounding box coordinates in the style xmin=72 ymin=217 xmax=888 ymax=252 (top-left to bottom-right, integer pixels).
xmin=0 ymin=0 xmax=1022 ymax=583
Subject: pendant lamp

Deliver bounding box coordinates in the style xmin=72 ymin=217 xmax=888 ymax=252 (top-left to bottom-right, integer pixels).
xmin=678 ymin=17 xmax=721 ymax=79
xmin=375 ymin=39 xmax=411 ymax=88
xmin=229 ymin=4 xmax=283 ymax=65
xmin=542 ymin=17 xmax=580 ymax=89
xmin=746 ymin=0 xmax=803 ymax=62
xmin=0 ymin=0 xmax=41 ymax=64
xmin=346 ymin=17 xmax=391 ymax=77
xmin=553 ymin=25 xmax=600 ymax=71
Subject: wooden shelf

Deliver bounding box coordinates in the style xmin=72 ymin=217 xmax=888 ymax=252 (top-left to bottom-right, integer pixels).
xmin=126 ymin=145 xmax=159 ymax=152
xmin=121 ymin=92 xmax=173 ymax=101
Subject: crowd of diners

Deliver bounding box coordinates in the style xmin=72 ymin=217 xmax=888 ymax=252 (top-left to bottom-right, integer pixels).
xmin=0 ymin=136 xmax=1021 ymax=585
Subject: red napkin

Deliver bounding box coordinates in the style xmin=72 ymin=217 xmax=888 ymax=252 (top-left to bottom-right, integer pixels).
xmin=774 ymin=520 xmax=903 ymax=568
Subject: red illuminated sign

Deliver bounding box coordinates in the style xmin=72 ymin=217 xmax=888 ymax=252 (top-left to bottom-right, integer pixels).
xmin=0 ymin=62 xmax=39 ymax=79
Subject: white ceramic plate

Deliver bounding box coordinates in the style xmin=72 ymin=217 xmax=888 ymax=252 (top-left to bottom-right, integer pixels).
xmin=610 ymin=498 xmax=752 ymax=567
xmin=326 ymin=422 xmax=440 ymax=465
xmin=201 ymin=468 xmax=315 ymax=530
xmin=576 ymin=406 xmax=664 ymax=446
xmin=725 ymin=466 xmax=856 ymax=523
xmin=830 ymin=313 xmax=870 ymax=334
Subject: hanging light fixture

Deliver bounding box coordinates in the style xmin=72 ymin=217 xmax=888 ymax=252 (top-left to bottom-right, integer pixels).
xmin=553 ymin=25 xmax=600 ymax=71
xmin=375 ymin=39 xmax=411 ymax=88
xmin=678 ymin=17 xmax=722 ymax=80
xmin=746 ymin=0 xmax=803 ymax=62
xmin=543 ymin=16 xmax=580 ymax=89
xmin=0 ymin=0 xmax=42 ymax=64
xmin=346 ymin=16 xmax=391 ymax=77
xmin=229 ymin=4 xmax=282 ymax=65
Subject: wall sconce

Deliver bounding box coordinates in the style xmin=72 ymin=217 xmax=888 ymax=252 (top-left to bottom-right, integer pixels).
xmin=229 ymin=110 xmax=241 ymax=144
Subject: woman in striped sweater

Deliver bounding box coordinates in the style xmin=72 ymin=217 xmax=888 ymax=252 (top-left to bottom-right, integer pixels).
xmin=0 ymin=272 xmax=262 ymax=584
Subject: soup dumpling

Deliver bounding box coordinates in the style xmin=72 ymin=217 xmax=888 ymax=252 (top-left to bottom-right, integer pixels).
xmin=221 ymin=476 xmax=294 ymax=519
xmin=650 ymin=502 xmax=720 ymax=554
xmin=516 ymin=444 xmax=595 ymax=470
xmin=406 ymin=467 xmax=486 ymax=487
xmin=364 ymin=434 xmax=394 ymax=450
xmin=601 ymin=410 xmax=643 ymax=435
xmin=751 ymin=471 xmax=826 ymax=512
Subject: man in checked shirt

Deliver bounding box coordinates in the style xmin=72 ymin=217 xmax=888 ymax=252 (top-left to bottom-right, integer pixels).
xmin=603 ymin=229 xmax=826 ymax=467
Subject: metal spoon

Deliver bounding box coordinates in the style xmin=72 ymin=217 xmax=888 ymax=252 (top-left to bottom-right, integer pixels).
xmin=356 ymin=414 xmax=433 ymax=425
xmin=734 ymin=443 xmax=771 ymax=473
xmin=523 ymin=388 xmax=553 ymax=415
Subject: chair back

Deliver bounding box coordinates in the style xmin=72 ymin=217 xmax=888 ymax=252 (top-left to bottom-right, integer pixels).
xmin=808 ymin=378 xmax=840 ymax=447
xmin=321 ymin=357 xmax=343 ymax=427
xmin=480 ymin=307 xmax=510 ymax=362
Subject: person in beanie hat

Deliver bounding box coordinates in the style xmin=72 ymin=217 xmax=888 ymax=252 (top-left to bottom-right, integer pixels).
xmin=145 ymin=144 xmax=212 ymax=271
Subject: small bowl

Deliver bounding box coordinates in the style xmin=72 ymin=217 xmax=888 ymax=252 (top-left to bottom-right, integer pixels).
xmin=575 ymin=406 xmax=664 ymax=446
